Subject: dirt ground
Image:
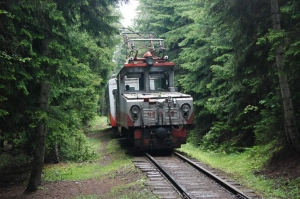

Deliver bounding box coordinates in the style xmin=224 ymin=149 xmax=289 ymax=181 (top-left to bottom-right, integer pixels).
xmin=263 ymin=146 xmax=300 ymax=180
xmin=0 ymin=130 xmax=146 ymax=199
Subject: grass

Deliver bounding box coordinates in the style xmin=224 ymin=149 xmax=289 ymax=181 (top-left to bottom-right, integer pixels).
xmin=42 ymin=116 xmax=157 ymax=199
xmin=42 ymin=137 xmax=131 ymax=182
xmin=85 ymin=116 xmax=108 ymax=133
xmin=178 ymin=142 xmax=300 ymax=199
xmin=101 ymin=175 xmax=158 ymax=199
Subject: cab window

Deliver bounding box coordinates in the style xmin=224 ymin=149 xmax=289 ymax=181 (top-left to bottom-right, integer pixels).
xmin=149 ymin=71 xmax=169 ymax=91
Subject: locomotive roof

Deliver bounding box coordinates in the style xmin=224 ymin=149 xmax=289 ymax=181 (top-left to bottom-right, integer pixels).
xmin=123 ymin=92 xmax=191 ymax=99
xmin=123 ymin=61 xmax=175 ymax=67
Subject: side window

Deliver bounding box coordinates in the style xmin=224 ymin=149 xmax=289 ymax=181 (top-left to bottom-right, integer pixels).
xmin=124 ymin=77 xmax=140 ymax=91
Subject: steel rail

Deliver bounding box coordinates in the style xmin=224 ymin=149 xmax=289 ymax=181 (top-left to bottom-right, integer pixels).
xmin=145 ymin=152 xmax=194 ymax=199
xmin=173 ymin=151 xmax=251 ymax=199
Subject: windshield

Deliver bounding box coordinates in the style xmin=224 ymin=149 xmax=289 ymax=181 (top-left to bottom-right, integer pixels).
xmin=149 ymin=71 xmax=169 ymax=91
xmin=123 ymin=70 xmax=170 ymax=92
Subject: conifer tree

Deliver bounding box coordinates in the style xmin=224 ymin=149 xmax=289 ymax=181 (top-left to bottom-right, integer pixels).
xmin=0 ymin=0 xmax=126 ymax=191
xmin=270 ymin=0 xmax=300 ymax=153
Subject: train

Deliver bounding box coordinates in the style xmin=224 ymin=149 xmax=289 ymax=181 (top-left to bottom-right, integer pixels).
xmin=105 ymin=31 xmax=194 ymax=150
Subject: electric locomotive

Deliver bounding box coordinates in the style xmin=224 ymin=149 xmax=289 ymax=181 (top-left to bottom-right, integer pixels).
xmin=106 ymin=31 xmax=193 ymax=150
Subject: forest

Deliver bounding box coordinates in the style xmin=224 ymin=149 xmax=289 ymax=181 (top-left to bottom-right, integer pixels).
xmin=1 ymin=0 xmax=300 ymax=194
xmin=0 ymin=0 xmax=129 ymax=191
xmin=135 ymin=0 xmax=300 ymax=153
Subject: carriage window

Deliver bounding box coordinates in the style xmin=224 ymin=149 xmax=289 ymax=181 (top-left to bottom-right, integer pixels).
xmin=150 ymin=71 xmax=169 ymax=91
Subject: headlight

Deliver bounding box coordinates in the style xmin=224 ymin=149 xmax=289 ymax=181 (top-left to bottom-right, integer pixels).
xmin=146 ymin=57 xmax=154 ymax=66
xmin=181 ymin=104 xmax=190 ymax=112
xmin=131 ymin=105 xmax=140 ymax=114
xmin=131 ymin=105 xmax=140 ymax=120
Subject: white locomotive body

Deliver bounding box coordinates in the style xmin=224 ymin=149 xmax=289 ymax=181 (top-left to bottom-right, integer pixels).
xmin=106 ymin=31 xmax=193 ymax=150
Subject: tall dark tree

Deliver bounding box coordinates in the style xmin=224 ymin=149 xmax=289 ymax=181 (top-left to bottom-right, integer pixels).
xmin=26 ymin=0 xmax=123 ymax=191
xmin=270 ymin=0 xmax=300 ymax=153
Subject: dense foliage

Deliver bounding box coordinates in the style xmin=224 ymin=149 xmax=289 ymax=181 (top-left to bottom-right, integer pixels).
xmin=136 ymin=0 xmax=300 ymax=152
xmin=0 ymin=0 xmax=126 ymax=190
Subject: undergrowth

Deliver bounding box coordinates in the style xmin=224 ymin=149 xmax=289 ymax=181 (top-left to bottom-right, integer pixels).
xmin=0 ymin=152 xmax=29 ymax=171
xmin=42 ymin=116 xmax=157 ymax=198
xmin=85 ymin=116 xmax=108 ymax=134
xmin=42 ymin=136 xmax=131 ymax=182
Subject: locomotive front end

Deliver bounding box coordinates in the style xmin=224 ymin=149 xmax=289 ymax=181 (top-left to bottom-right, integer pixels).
xmin=111 ymin=30 xmax=194 ymax=150
xmin=129 ymin=93 xmax=194 ymax=150
xmin=116 ymin=57 xmax=194 ymax=150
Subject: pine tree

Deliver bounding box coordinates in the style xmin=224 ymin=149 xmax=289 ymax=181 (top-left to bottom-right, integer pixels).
xmin=0 ymin=0 xmax=126 ymax=191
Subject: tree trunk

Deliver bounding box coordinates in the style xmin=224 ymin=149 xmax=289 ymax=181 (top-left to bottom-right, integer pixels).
xmin=26 ymin=39 xmax=50 ymax=191
xmin=270 ymin=0 xmax=300 ymax=153
xmin=53 ymin=141 xmax=60 ymax=163
xmin=26 ymin=81 xmax=50 ymax=191
xmin=0 ymin=131 xmax=4 ymax=150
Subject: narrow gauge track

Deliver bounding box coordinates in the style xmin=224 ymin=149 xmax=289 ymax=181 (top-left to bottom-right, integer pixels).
xmin=133 ymin=152 xmax=260 ymax=199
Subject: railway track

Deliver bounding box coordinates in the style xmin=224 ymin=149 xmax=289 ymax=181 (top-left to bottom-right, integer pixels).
xmin=133 ymin=152 xmax=261 ymax=199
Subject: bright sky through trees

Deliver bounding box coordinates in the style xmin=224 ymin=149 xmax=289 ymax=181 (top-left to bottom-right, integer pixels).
xmin=120 ymin=0 xmax=138 ymax=27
